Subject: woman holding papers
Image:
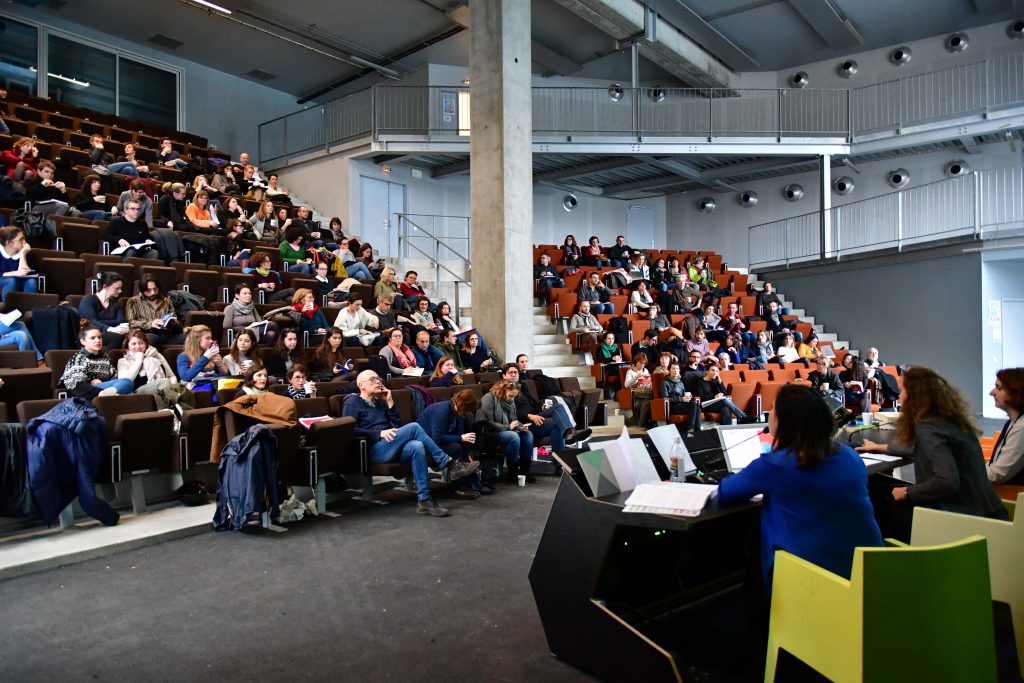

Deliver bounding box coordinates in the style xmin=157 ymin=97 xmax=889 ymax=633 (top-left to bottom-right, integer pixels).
xmin=718 ymin=384 xmax=882 ymax=595
xmin=379 ymin=328 xmax=420 ymax=377
xmin=857 ymin=366 xmax=1006 ymax=539
xmin=222 ymin=284 xmax=278 ymax=346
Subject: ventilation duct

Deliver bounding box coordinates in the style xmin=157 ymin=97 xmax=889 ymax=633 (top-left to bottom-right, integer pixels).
xmin=945 ymin=160 xmax=969 ymax=177
xmin=887 ymin=169 xmax=910 ymax=188
xmin=889 ymin=46 xmax=912 ymax=66
xmin=789 ymin=72 xmax=809 ymax=88
xmin=738 ymin=191 xmax=758 ymax=208
xmin=608 ymin=84 xmax=624 ymax=102
xmin=648 ymin=88 xmax=666 ymax=103
xmin=945 ymin=32 xmax=968 ymax=53
xmin=783 ymin=184 xmax=804 ymax=202
xmin=1008 ymin=20 xmax=1024 ymax=40
xmin=562 ymin=194 xmax=578 ymax=212
xmin=697 ymin=197 xmax=716 ymax=213
xmin=836 ymin=59 xmax=858 ymax=79
xmin=833 ymin=176 xmax=855 ymax=195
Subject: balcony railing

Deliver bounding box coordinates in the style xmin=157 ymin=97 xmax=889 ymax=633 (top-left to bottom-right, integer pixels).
xmin=747 ymin=164 xmax=1024 ymax=270
xmin=257 ymin=50 xmax=1024 ymax=165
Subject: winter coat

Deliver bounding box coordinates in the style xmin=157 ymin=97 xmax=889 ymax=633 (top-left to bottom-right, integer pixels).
xmin=0 ymin=423 xmax=34 ymax=517
xmin=212 ymin=424 xmax=280 ymax=531
xmin=25 ymin=397 xmax=119 ymax=526
xmin=210 ymin=392 xmax=297 ymax=462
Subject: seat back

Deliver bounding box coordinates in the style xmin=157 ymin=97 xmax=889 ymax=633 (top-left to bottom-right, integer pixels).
xmin=741 ymin=369 xmax=769 ymax=384
xmin=44 ymin=349 xmax=78 ymax=388
xmin=183 ymin=269 xmax=220 ymax=303
xmin=2 ymin=291 xmax=60 ymax=313
xmin=755 ymin=381 xmax=786 ymax=413
xmin=16 ymin=398 xmax=63 ymax=424
xmin=38 ymin=257 xmax=86 ymax=299
xmin=0 ymin=350 xmax=39 ymax=369
xmin=769 ymin=367 xmax=799 ymax=383
xmin=293 ymin=397 xmax=330 ymax=417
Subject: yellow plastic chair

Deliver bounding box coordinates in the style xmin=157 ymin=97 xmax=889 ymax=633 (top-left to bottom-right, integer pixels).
xmin=911 ymin=492 xmax=1024 ymax=675
xmin=765 ymin=536 xmax=996 ymax=683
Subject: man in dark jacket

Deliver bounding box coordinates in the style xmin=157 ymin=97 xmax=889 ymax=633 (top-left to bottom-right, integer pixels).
xmin=342 ymin=370 xmax=478 ymax=517
xmin=101 ymin=198 xmax=159 ymax=261
xmin=607 ymin=235 xmax=635 ymax=268
xmin=502 ymin=363 xmax=590 ymax=452
xmin=417 ymin=389 xmax=482 ymax=500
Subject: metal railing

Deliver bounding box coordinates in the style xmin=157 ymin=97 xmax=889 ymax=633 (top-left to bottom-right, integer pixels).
xmin=396 ymin=213 xmax=472 ymax=319
xmin=748 ymin=164 xmax=1024 ymax=270
xmin=257 ymin=50 xmax=1024 ymax=164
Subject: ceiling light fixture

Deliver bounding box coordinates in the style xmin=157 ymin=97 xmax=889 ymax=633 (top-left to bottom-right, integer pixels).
xmin=193 ymin=0 xmax=232 ymax=14
xmin=30 ymin=67 xmax=90 ymax=87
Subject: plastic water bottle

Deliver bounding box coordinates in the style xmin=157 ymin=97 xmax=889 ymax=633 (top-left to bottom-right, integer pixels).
xmin=670 ymin=436 xmax=686 ymax=482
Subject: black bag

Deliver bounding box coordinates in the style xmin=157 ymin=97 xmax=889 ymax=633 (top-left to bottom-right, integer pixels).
xmin=13 ymin=205 xmax=49 ymax=239
xmin=607 ymin=316 xmax=630 ymax=344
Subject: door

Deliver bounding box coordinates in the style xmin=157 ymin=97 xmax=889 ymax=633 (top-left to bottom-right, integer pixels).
xmin=626 ymin=205 xmax=655 ymax=252
xmin=1003 ymin=299 xmax=1024 ymax=369
xmin=359 ymin=176 xmax=406 ymax=259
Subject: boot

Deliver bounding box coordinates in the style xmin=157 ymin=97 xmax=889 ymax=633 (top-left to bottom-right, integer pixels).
xmin=504 ymin=460 xmax=519 ymax=484
xmin=520 ymin=457 xmax=537 ymax=484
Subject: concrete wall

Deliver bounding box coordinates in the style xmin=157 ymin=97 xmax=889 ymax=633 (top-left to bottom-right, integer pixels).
xmin=4 ymin=7 xmax=297 ymax=157
xmin=769 ymin=250 xmax=985 ymax=413
xmin=981 ymin=251 xmax=1024 ymax=417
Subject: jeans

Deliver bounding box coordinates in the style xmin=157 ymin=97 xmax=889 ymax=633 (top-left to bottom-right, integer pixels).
xmin=162 ymin=158 xmax=188 ymax=169
xmin=369 ymin=423 xmax=450 ymax=501
xmin=95 ymin=378 xmax=134 ymax=394
xmin=530 ymin=404 xmax=572 ymax=453
xmin=588 ymin=302 xmax=614 ymax=315
xmin=1 ymin=275 xmax=38 ymax=301
xmin=0 ymin=118 xmax=8 ymax=135
xmin=227 ymin=250 xmax=251 ymax=267
xmin=107 ymin=161 xmax=139 ymax=176
xmin=669 ymin=400 xmax=702 ymax=431
xmin=79 ymin=209 xmax=112 ymax=222
xmin=0 ymin=321 xmax=42 ymax=360
xmin=493 ymin=428 xmax=534 ymax=467
xmin=287 ymin=262 xmax=313 ymax=274
xmin=344 ymin=261 xmax=373 ymax=281
xmin=537 ymin=277 xmax=564 ymax=302
xmin=704 ymin=398 xmax=746 ymax=425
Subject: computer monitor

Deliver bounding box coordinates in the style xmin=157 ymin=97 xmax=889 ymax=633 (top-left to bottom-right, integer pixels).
xmin=718 ymin=425 xmax=770 ymax=472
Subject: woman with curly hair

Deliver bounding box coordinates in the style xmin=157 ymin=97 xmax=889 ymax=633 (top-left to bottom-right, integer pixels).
xmin=858 ymin=366 xmax=1006 ymax=539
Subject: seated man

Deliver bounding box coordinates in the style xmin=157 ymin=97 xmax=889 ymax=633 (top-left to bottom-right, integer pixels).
xmin=502 ymin=363 xmax=590 ymax=457
xmin=89 ymin=134 xmax=138 ymax=176
xmin=434 ymin=328 xmax=470 ymax=372
xmin=693 ymin=365 xmax=747 ymax=425
xmin=101 ymin=199 xmax=160 ymax=261
xmin=117 ymin=179 xmax=155 ymax=228
xmin=342 ymin=370 xmax=479 ymax=517
xmin=125 ymin=273 xmax=184 ymax=346
xmin=764 ymin=301 xmax=803 ymax=344
xmin=411 ymin=329 xmax=444 ymax=373
xmin=630 ymin=329 xmax=661 ymax=371
xmin=533 ymin=253 xmax=564 ymax=304
xmin=25 ymin=161 xmax=69 ymax=232
xmin=368 ymin=293 xmax=413 ymax=339
xmin=606 ymin=235 xmax=635 ymax=269
xmin=659 ymin=361 xmax=702 ymax=433
xmin=514 ymin=352 xmax=581 ymax=416
xmin=333 ymin=292 xmax=379 ymax=347
xmin=863 ymin=346 xmax=900 ymax=403
xmin=157 ymin=138 xmax=188 ymax=169
xmin=567 ymin=300 xmax=603 ymax=354
xmin=577 ymin=272 xmax=614 ymax=315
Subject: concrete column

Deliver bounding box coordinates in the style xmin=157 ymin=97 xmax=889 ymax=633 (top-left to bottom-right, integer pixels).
xmin=469 ymin=0 xmax=534 ymax=362
xmin=819 ymin=154 xmax=832 ymax=258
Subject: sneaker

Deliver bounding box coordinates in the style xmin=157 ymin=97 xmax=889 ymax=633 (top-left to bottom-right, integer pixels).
xmin=97 ymin=387 xmax=118 ymax=397
xmin=446 ymin=459 xmax=480 ymax=481
xmin=564 ymin=428 xmax=593 ymax=444
xmin=416 ymin=499 xmax=450 ymax=517
xmin=453 ymin=489 xmax=480 ymax=500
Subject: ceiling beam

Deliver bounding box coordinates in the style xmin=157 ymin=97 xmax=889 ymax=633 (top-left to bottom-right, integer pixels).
xmin=700 ymin=156 xmax=809 ymax=180
xmin=603 ymin=175 xmax=694 ymax=195
xmin=532 ymin=40 xmax=583 ymax=76
xmin=636 ymin=155 xmax=725 ymax=191
xmin=430 ymin=160 xmax=471 ymax=178
xmin=788 ymin=0 xmax=863 ymax=48
xmin=533 ymin=156 xmax=642 ymax=181
xmin=959 ymin=137 xmax=983 ymax=155
xmin=640 ymin=0 xmax=759 ymax=71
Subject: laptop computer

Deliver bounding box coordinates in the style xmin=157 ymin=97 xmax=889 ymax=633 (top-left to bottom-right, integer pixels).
xmin=718 ymin=424 xmax=771 ymax=473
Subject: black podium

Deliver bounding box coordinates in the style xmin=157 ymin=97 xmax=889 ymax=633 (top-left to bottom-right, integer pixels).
xmin=528 ymin=455 xmax=761 ymax=682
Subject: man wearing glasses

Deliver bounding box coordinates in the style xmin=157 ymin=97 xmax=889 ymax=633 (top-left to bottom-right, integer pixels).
xmin=369 ymin=294 xmax=413 ymax=339
xmin=342 ymin=370 xmax=480 ymax=517
xmin=101 ymin=199 xmax=160 ymax=261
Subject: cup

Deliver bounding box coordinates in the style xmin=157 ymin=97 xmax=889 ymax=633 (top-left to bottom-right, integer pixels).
xmin=304 ymin=381 xmax=315 ymax=394
xmin=517 ymin=475 xmax=526 ymax=487
xmin=862 ymin=412 xmax=873 ymax=426
xmin=821 ymin=382 xmax=829 ymax=391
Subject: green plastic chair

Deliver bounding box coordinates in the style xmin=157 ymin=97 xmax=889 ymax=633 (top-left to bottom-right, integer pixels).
xmin=911 ymin=492 xmax=1024 ymax=676
xmin=765 ymin=535 xmax=996 ymax=683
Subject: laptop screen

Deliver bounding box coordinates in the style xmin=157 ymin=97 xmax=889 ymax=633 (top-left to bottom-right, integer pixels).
xmin=719 ymin=425 xmax=771 ymax=472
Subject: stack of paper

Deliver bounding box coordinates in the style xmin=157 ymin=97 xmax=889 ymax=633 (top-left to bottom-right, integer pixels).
xmin=578 ymin=427 xmax=662 ymax=496
xmin=623 ymin=481 xmax=718 ymax=517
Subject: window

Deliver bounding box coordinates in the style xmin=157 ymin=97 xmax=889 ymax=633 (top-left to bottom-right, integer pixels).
xmin=119 ymin=58 xmax=177 ymax=129
xmin=0 ymin=18 xmax=38 ymax=95
xmin=47 ymin=35 xmax=115 ymax=114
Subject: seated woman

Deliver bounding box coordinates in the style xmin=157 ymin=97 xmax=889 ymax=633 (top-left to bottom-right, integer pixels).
xmin=222 ymin=329 xmax=259 ymax=377
xmin=292 ymin=288 xmax=329 ymax=340
xmin=409 ymin=296 xmax=441 ymax=337
xmin=279 ymin=227 xmax=313 ymax=274
xmin=356 ymin=242 xmax=385 ymax=280
xmin=693 ymin=365 xmax=747 ymax=425
xmin=858 ymin=366 xmax=1007 ymax=541
xmin=583 ymin=236 xmax=611 ymax=268
xmin=839 ymin=354 xmax=872 ymax=412
xmin=117 ymin=331 xmax=176 ymax=391
xmin=223 ymin=219 xmax=250 ymax=269
xmin=459 ymin=331 xmax=495 ymax=373
xmin=0 ymin=227 xmax=38 ymax=301
xmin=650 ymin=258 xmax=671 ymax=291
xmin=61 ymin=324 xmax=134 ymax=398
xmin=477 ymin=379 xmax=535 ymax=482
xmin=176 ymin=324 xmax=225 ymax=384
xmin=628 ymin=253 xmax=650 ymax=282
xmin=561 ymin=234 xmax=582 ymax=270
xmin=798 ymin=332 xmax=820 ymax=363
xmin=987 ymin=367 xmax=1024 ymax=484
xmin=751 ymin=330 xmax=777 ymax=368
xmin=775 ymin=332 xmax=806 ymax=367
xmin=333 ymin=240 xmax=373 ymax=281
xmin=308 ymin=327 xmax=351 ymax=382
xmin=595 ymin=332 xmax=624 ymax=397
xmin=74 ymin=174 xmax=113 ymax=221
xmin=659 ymin=361 xmax=701 ymax=433
xmin=263 ymin=328 xmax=302 ymax=379
xmin=79 ymin=271 xmax=129 ymax=350
xmin=624 ymin=353 xmax=653 ymax=427
xmin=2 ymin=138 xmax=39 ymax=182
xmin=246 ymin=200 xmax=281 ymax=244
xmin=379 ymin=327 xmax=419 ymax=376
xmin=373 ymin=267 xmax=406 ymax=311
xmin=222 ymin=283 xmax=278 ymax=346
xmin=249 ymin=254 xmax=291 ymax=304
xmin=184 ymin=192 xmax=227 ymax=261
xmin=429 ymin=356 xmax=466 ymax=388
xmin=630 ymin=280 xmax=655 ymax=312
xmin=283 ymin=364 xmax=316 ymax=399
xmin=719 ymin=383 xmax=883 ymax=597
xmin=652 ymin=351 xmax=675 ymax=376
xmin=721 ymin=333 xmax=754 ymax=367
xmin=234 ymin=365 xmax=270 ymax=399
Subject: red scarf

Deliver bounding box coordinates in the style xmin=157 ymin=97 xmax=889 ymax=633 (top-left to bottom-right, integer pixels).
xmin=294 ymin=302 xmax=320 ymax=320
xmin=391 ymin=343 xmax=417 ymax=369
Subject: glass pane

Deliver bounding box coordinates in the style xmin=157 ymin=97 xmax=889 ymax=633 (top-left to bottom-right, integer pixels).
xmin=118 ymin=58 xmax=177 ymax=129
xmin=47 ymin=35 xmax=115 ymax=114
xmin=0 ymin=18 xmax=38 ymax=95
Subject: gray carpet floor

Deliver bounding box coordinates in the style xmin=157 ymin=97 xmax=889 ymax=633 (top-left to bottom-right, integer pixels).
xmin=0 ymin=475 xmax=594 ymax=683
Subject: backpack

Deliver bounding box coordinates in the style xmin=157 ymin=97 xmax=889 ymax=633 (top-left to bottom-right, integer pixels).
xmin=168 ymin=289 xmax=206 ymax=319
xmin=603 ymin=271 xmax=628 ymax=290
xmin=607 ymin=316 xmax=630 ymax=344
xmin=407 ymin=384 xmax=435 ymax=420
xmin=13 ymin=204 xmax=49 ymax=239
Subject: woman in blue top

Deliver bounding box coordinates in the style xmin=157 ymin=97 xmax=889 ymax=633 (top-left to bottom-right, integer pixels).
xmin=718 ymin=383 xmax=882 ymax=596
xmin=176 ymin=324 xmax=226 ymax=383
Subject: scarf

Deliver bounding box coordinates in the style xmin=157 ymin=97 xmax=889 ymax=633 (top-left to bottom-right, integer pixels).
xmin=232 ymin=298 xmax=254 ymax=316
xmin=600 ymin=342 xmax=618 ymax=356
xmin=255 ymin=266 xmax=271 ymax=277
xmin=391 ymin=343 xmax=417 ymax=369
xmin=294 ymin=302 xmax=320 ymax=320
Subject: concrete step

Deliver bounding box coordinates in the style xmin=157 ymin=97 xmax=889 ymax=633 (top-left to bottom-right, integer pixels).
xmin=533 ymin=306 xmax=548 ymax=314
xmin=544 ymin=365 xmax=593 ymax=379
xmin=818 ymin=332 xmax=838 ymax=342
xmin=533 ymin=354 xmax=580 ymax=367
xmin=534 ymin=342 xmax=569 ymax=355
xmin=535 ymin=334 xmax=566 ymax=344
xmin=533 ymin=314 xmax=554 ymax=325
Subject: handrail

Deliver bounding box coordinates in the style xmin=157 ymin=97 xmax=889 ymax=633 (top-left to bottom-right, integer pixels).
xmin=397 ymin=213 xmax=470 ymax=263
xmin=398 ymin=234 xmax=472 ymax=324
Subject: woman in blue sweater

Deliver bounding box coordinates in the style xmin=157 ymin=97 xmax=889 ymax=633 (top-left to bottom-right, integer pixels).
xmin=718 ymin=383 xmax=882 ymax=596
xmin=176 ymin=324 xmax=225 ymax=383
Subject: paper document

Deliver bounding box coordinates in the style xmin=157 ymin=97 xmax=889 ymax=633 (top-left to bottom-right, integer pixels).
xmin=623 ymin=481 xmax=717 ymax=517
xmin=401 ymin=367 xmax=424 ymax=376
xmin=700 ymin=396 xmax=725 ymax=408
xmin=0 ymin=308 xmax=22 ymax=328
xmin=820 ymin=346 xmax=836 ymax=358
xmin=247 ymin=321 xmax=269 ymax=330
xmin=299 ymin=416 xmax=332 ymax=429
xmin=111 ymin=240 xmax=155 ymax=255
xmin=861 ymin=452 xmax=901 ymax=462
xmin=704 ymin=312 xmax=721 ymax=328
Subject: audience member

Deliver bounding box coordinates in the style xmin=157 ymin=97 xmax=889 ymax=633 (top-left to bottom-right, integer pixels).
xmin=693 ymin=365 xmax=747 ymax=424
xmin=624 ymin=353 xmax=653 ymax=427
xmin=583 ymin=236 xmax=611 ymax=267
xmin=88 ymin=134 xmax=138 ymax=177
xmin=61 ymin=324 xmax=134 ymax=398
xmin=577 ymin=272 xmax=614 ymax=314
xmin=116 ymin=182 xmax=155 ymax=229
xmin=477 ymin=379 xmax=535 ymax=483
xmin=630 ymin=280 xmax=655 ymax=311
xmin=279 ymin=227 xmax=313 ymax=274
xmin=434 ymin=329 xmax=468 ymax=372
xmin=417 ymin=389 xmax=484 ymax=500
xmin=631 ymin=329 xmax=660 ymax=369
xmin=308 ymin=328 xmax=351 ymax=382
xmin=223 ymin=329 xmax=259 ymax=376
xmin=334 ymin=292 xmax=379 ymax=347
xmin=429 ymin=356 xmax=465 ymax=387
xmin=659 ymin=361 xmax=701 ymax=433
xmin=411 ymin=329 xmax=444 ymax=373
xmin=117 ymin=331 xmax=176 ymax=391
xmin=234 ymin=366 xmax=270 ymax=398
xmin=283 ymin=365 xmax=316 ymax=399
xmin=264 ymin=328 xmax=302 ymax=378
xmin=409 ymin=297 xmax=440 ymax=337
xmin=987 ymin=368 xmax=1024 ymax=484
xmin=292 ymin=288 xmax=329 ymax=339
xmin=74 ymin=174 xmax=113 ymax=221
xmin=26 ymin=161 xmax=70 ymax=228
xmin=568 ymin=300 xmax=603 ymax=354
xmin=2 ymin=138 xmax=39 ymax=181
xmin=250 ymin=253 xmax=290 ymax=303
xmin=398 ymin=270 xmax=429 ymax=310
xmin=157 ymin=138 xmax=188 ymax=169
xmin=561 ymin=234 xmax=581 ymax=269
xmin=343 ymin=370 xmax=479 ymax=517
xmin=0 ymin=226 xmax=38 ymax=301
xmin=223 ymin=283 xmax=278 ymax=346
xmin=607 ymin=235 xmax=635 ymax=268
xmin=534 ymin=253 xmax=563 ymax=303
xmin=79 ymin=271 xmax=129 ymax=350
xmin=379 ymin=328 xmax=419 ymax=376
xmin=177 ymin=325 xmax=225 ymax=383
xmin=459 ymin=330 xmax=494 ymax=373
xmin=102 ymin=198 xmax=160 ymax=261
xmin=126 ymin=274 xmax=184 ymax=346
